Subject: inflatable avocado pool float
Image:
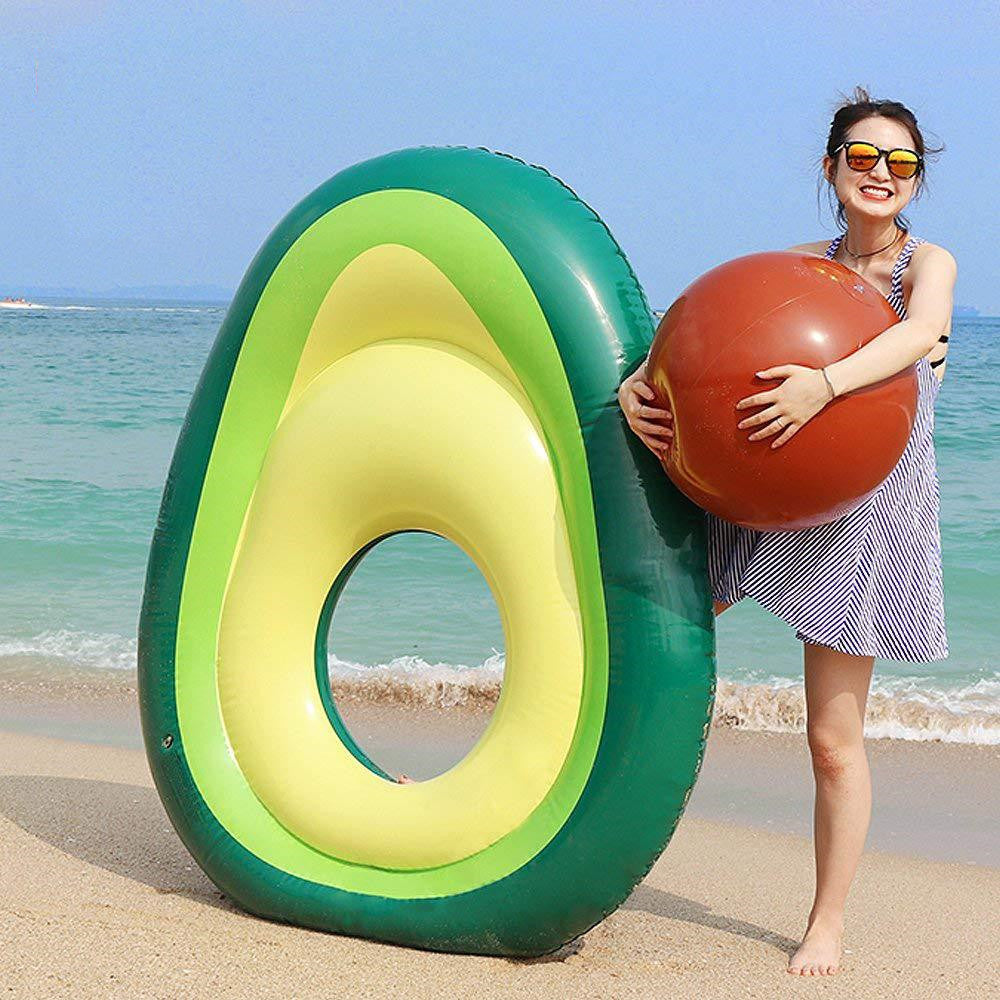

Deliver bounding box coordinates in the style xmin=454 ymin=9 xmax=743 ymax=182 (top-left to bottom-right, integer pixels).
xmin=138 ymin=146 xmax=716 ymax=957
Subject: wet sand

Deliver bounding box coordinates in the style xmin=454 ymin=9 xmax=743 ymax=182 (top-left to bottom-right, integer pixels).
xmin=2 ymin=680 xmax=997 ymax=866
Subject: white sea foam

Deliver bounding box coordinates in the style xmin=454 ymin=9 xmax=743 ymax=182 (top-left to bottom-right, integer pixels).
xmin=1 ymin=304 xmax=214 ymax=313
xmin=327 ymin=650 xmax=505 ymax=710
xmin=714 ymin=676 xmax=1000 ymax=744
xmin=11 ymin=304 xmax=98 ymax=311
xmin=326 ymin=659 xmax=1000 ymax=744
xmin=2 ymin=632 xmax=997 ymax=744
xmin=324 ymin=655 xmax=1000 ymax=743
xmin=106 ymin=305 xmax=215 ymax=313
xmin=0 ymin=630 xmax=137 ymax=672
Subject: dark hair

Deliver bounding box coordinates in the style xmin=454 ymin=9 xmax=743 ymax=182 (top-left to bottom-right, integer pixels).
xmin=818 ymin=86 xmax=944 ymax=233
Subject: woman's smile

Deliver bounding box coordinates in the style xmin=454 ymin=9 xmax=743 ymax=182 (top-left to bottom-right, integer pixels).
xmin=859 ymin=184 xmax=893 ymax=201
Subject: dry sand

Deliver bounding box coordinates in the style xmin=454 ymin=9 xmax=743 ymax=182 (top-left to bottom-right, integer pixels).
xmin=2 ymin=724 xmax=998 ymax=999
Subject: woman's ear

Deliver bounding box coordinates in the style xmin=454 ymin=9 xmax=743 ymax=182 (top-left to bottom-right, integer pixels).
xmin=822 ymin=156 xmax=835 ymax=185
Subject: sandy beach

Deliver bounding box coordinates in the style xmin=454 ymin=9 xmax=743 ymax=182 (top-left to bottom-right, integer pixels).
xmin=1 ymin=683 xmax=998 ymax=999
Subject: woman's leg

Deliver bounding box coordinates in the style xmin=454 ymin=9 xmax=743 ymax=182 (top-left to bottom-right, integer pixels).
xmin=788 ymin=640 xmax=874 ymax=976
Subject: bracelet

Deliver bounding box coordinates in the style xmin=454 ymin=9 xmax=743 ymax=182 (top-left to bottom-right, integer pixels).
xmin=820 ymin=366 xmax=836 ymax=400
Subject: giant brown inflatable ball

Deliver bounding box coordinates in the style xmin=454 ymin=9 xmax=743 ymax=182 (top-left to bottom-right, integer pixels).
xmin=645 ymin=252 xmax=918 ymax=531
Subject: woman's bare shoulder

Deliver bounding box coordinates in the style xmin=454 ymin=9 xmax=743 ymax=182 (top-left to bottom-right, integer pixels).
xmin=904 ymin=240 xmax=957 ymax=292
xmin=785 ymin=239 xmax=831 ymax=254
xmin=911 ymin=240 xmax=957 ymax=267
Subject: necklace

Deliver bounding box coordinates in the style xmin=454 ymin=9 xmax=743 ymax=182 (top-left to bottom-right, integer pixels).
xmin=843 ymin=228 xmax=904 ymax=260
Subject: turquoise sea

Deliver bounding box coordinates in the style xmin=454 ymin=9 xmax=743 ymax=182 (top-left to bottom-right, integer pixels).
xmin=2 ymin=300 xmax=997 ymax=743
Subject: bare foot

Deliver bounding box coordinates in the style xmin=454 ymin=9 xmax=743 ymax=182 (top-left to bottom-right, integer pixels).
xmin=395 ymin=773 xmax=414 ymax=784
xmin=787 ymin=916 xmax=844 ymax=976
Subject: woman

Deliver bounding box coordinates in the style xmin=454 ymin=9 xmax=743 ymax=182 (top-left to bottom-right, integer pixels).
xmin=618 ymin=88 xmax=955 ymax=977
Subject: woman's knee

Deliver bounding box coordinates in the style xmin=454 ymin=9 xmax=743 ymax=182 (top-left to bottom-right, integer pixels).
xmin=806 ymin=725 xmax=865 ymax=781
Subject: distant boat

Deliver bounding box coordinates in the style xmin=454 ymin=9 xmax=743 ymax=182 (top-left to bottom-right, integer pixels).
xmin=0 ymin=296 xmax=42 ymax=309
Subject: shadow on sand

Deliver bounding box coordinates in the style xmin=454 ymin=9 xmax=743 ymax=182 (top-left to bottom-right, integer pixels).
xmin=0 ymin=774 xmax=233 ymax=912
xmin=0 ymin=773 xmax=798 ymax=961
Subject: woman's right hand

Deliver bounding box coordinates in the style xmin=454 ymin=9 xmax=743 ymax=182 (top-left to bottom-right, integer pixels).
xmin=618 ymin=366 xmax=673 ymax=460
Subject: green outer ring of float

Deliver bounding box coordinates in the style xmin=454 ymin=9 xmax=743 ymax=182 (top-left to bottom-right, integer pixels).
xmin=139 ymin=147 xmax=716 ymax=956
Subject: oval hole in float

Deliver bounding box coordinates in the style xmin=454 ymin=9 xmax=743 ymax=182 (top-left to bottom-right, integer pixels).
xmin=317 ymin=531 xmax=506 ymax=781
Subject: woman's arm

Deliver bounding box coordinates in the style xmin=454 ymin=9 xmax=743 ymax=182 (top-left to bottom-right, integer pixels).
xmin=733 ymin=242 xmax=957 ymax=449
xmin=824 ymin=245 xmax=957 ymax=397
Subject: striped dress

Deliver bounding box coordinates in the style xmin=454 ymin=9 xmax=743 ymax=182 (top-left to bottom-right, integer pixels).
xmin=705 ymin=234 xmax=949 ymax=662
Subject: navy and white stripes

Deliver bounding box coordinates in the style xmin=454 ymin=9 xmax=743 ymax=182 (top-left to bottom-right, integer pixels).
xmin=705 ymin=234 xmax=949 ymax=662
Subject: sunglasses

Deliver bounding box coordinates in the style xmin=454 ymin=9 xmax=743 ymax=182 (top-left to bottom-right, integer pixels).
xmin=831 ymin=141 xmax=923 ymax=180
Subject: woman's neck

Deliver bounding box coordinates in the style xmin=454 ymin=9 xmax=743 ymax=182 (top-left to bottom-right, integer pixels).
xmin=842 ymin=217 xmax=904 ymax=258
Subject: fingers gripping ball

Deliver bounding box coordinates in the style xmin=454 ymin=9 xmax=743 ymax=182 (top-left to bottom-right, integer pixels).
xmin=138 ymin=147 xmax=715 ymax=957
xmin=645 ymin=252 xmax=918 ymax=531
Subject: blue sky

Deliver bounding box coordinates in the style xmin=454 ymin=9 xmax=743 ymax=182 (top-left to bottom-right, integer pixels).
xmin=2 ymin=1 xmax=997 ymax=311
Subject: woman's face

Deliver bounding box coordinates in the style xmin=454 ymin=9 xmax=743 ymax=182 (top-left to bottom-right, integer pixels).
xmin=824 ymin=115 xmax=922 ymax=224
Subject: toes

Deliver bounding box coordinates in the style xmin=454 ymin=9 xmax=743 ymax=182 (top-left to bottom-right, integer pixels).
xmin=788 ymin=956 xmax=840 ymax=976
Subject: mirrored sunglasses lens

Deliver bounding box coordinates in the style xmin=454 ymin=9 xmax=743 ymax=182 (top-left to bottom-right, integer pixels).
xmin=888 ymin=152 xmax=919 ymax=178
xmin=845 ymin=143 xmax=879 ymax=170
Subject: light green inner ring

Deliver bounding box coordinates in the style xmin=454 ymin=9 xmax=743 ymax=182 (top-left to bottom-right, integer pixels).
xmin=175 ymin=190 xmax=609 ymax=898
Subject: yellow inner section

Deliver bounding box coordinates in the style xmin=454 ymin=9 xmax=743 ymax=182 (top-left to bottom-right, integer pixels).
xmin=216 ymin=245 xmax=586 ymax=870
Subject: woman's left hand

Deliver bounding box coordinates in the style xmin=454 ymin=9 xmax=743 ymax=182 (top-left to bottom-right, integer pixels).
xmin=735 ymin=365 xmax=833 ymax=449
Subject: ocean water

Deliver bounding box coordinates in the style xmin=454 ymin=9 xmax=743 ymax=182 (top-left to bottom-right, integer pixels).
xmin=1 ymin=300 xmax=997 ymax=743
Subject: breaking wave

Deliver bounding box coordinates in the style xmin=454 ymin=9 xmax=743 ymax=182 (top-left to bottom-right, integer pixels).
xmin=2 ymin=631 xmax=997 ymax=744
